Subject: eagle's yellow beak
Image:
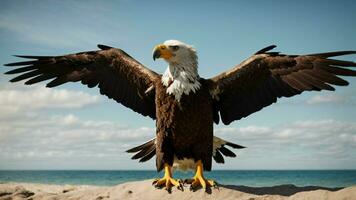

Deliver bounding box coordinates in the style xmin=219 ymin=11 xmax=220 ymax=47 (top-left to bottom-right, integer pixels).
xmin=153 ymin=44 xmax=173 ymax=61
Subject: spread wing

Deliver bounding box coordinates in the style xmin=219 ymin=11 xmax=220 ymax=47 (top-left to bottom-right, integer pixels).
xmin=209 ymin=45 xmax=356 ymax=125
xmin=4 ymin=44 xmax=160 ymax=119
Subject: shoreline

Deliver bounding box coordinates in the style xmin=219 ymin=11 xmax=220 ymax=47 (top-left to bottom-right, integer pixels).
xmin=1 ymin=170 xmax=355 ymax=188
xmin=1 ymin=180 xmax=355 ymax=200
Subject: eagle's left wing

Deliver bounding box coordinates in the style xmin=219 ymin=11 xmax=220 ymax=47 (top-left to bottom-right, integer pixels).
xmin=209 ymin=45 xmax=356 ymax=125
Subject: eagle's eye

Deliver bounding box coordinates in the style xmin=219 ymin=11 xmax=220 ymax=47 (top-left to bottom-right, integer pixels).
xmin=170 ymin=45 xmax=180 ymax=51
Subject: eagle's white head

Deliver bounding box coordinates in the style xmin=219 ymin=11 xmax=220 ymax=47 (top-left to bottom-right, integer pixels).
xmin=153 ymin=40 xmax=200 ymax=101
xmin=153 ymin=40 xmax=198 ymax=66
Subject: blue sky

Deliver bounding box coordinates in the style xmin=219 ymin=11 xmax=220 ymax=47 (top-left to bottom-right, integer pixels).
xmin=0 ymin=0 xmax=355 ymax=170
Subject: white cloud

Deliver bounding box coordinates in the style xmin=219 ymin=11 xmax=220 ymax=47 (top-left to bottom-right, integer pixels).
xmin=0 ymin=112 xmax=155 ymax=168
xmin=1 ymin=109 xmax=355 ymax=169
xmin=214 ymin=119 xmax=356 ymax=169
xmin=0 ymin=84 xmax=100 ymax=116
xmin=0 ymin=82 xmax=156 ymax=169
xmin=0 ymin=83 xmax=355 ymax=169
xmin=0 ymin=83 xmax=114 ymax=163
xmin=306 ymin=94 xmax=344 ymax=104
xmin=305 ymin=88 xmax=356 ymax=105
xmin=216 ymin=119 xmax=356 ymax=147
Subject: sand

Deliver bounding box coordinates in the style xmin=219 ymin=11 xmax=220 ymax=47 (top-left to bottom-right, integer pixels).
xmin=0 ymin=180 xmax=355 ymax=200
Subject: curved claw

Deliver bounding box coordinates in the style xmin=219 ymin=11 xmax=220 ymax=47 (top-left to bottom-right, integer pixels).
xmin=152 ymin=177 xmax=183 ymax=191
xmin=186 ymin=160 xmax=218 ymax=192
xmin=189 ymin=177 xmax=217 ymax=191
xmin=177 ymin=179 xmax=184 ymax=191
xmin=152 ymin=164 xmax=184 ymax=192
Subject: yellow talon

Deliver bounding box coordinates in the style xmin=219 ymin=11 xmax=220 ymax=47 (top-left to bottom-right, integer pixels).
xmin=186 ymin=160 xmax=218 ymax=191
xmin=152 ymin=163 xmax=183 ymax=192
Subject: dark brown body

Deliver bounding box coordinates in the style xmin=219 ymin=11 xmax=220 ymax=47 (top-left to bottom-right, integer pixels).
xmin=155 ymin=79 xmax=213 ymax=172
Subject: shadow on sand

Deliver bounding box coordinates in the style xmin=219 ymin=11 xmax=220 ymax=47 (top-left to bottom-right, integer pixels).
xmin=221 ymin=184 xmax=343 ymax=196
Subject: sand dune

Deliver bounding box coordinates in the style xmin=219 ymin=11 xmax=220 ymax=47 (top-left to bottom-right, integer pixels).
xmin=0 ymin=180 xmax=355 ymax=200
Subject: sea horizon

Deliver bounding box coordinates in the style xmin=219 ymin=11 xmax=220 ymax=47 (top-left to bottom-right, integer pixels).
xmin=1 ymin=170 xmax=355 ymax=188
xmin=1 ymin=169 xmax=356 ymax=172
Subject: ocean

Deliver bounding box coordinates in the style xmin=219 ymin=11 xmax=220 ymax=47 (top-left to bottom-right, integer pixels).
xmin=0 ymin=170 xmax=355 ymax=188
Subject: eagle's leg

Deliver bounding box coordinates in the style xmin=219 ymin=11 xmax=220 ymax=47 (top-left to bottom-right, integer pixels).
xmin=185 ymin=160 xmax=217 ymax=191
xmin=152 ymin=163 xmax=183 ymax=192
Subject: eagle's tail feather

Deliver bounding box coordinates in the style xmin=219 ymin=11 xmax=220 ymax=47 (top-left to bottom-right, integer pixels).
xmin=126 ymin=137 xmax=245 ymax=164
xmin=126 ymin=138 xmax=155 ymax=153
xmin=139 ymin=148 xmax=156 ymax=162
xmin=225 ymin=141 xmax=246 ymax=149
xmin=218 ymin=146 xmax=237 ymax=157
xmin=130 ymin=143 xmax=155 ymax=160
xmin=212 ymin=136 xmax=246 ymax=164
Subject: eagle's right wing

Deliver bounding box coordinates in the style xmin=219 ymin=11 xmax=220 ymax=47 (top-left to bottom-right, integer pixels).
xmin=4 ymin=45 xmax=160 ymax=119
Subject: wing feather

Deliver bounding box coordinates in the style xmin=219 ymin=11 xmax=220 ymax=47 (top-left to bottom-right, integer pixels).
xmin=209 ymin=46 xmax=356 ymax=125
xmin=4 ymin=45 xmax=159 ymax=119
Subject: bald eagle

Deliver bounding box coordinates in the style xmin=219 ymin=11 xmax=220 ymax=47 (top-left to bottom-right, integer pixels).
xmin=4 ymin=40 xmax=356 ymax=192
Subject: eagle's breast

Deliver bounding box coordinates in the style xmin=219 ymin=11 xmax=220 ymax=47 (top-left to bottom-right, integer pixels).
xmin=161 ymin=65 xmax=201 ymax=101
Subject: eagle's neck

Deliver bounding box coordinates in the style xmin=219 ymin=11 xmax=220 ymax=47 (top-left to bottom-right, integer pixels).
xmin=161 ymin=60 xmax=201 ymax=101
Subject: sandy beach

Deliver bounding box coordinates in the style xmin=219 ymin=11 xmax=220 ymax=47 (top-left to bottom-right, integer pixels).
xmin=0 ymin=180 xmax=355 ymax=200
